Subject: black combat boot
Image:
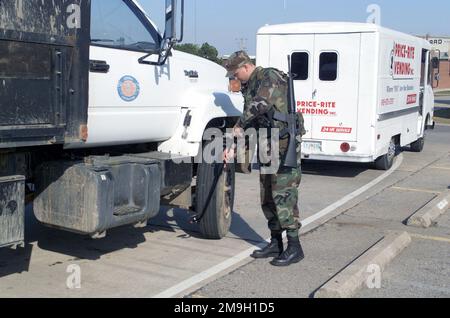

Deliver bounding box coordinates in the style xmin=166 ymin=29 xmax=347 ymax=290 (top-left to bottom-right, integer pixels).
xmin=250 ymin=233 xmax=284 ymax=259
xmin=270 ymin=235 xmax=304 ymax=266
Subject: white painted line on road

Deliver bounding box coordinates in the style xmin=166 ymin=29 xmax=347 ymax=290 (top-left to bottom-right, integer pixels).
xmin=410 ymin=233 xmax=450 ymax=244
xmin=438 ymin=199 xmax=449 ymax=210
xmin=430 ymin=166 xmax=450 ymax=171
xmin=153 ymin=155 xmax=403 ymax=298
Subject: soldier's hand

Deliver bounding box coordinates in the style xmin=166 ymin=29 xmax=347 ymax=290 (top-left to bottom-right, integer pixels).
xmin=223 ymin=144 xmax=237 ymax=168
xmin=233 ymin=126 xmax=244 ymax=138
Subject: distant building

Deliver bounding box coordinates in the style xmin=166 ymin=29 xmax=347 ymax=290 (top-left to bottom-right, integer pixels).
xmin=416 ymin=35 xmax=450 ymax=90
xmin=418 ymin=35 xmax=450 ymax=60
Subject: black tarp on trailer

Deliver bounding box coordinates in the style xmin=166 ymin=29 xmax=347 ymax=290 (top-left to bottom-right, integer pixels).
xmin=0 ymin=0 xmax=91 ymax=148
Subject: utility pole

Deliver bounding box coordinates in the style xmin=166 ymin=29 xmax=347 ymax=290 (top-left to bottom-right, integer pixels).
xmin=194 ymin=0 xmax=197 ymax=44
xmin=236 ymin=38 xmax=248 ymax=52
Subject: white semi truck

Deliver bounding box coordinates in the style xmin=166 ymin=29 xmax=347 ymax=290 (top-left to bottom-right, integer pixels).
xmin=0 ymin=0 xmax=243 ymax=248
xmin=257 ymin=22 xmax=437 ymax=170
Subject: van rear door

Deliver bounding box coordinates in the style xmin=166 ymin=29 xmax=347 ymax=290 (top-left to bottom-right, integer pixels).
xmin=310 ymin=34 xmax=361 ymax=142
xmin=264 ymin=33 xmax=361 ymax=143
xmin=267 ymin=34 xmax=315 ymax=140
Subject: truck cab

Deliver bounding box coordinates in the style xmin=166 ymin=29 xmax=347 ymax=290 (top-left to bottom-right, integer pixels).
xmin=76 ymin=0 xmax=243 ymax=157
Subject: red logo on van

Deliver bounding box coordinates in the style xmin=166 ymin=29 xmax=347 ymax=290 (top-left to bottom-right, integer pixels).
xmin=391 ymin=42 xmax=416 ymax=79
xmin=407 ymin=94 xmax=417 ymax=105
xmin=321 ymin=127 xmax=352 ymax=134
xmin=297 ymin=101 xmax=337 ymax=116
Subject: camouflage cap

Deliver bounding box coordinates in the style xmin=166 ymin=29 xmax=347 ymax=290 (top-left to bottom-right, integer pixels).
xmin=224 ymin=51 xmax=253 ymax=77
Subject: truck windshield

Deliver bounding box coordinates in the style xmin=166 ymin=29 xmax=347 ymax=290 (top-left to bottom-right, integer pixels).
xmin=91 ymin=0 xmax=159 ymax=52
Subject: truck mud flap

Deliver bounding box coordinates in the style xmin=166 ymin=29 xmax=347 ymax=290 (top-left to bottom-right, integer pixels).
xmin=33 ymin=156 xmax=161 ymax=236
xmin=0 ymin=176 xmax=25 ymax=248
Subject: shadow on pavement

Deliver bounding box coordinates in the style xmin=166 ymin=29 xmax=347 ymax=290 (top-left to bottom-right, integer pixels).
xmin=1 ymin=200 xmax=265 ymax=278
xmin=229 ymin=212 xmax=266 ymax=245
xmin=435 ymin=99 xmax=450 ymax=105
xmin=301 ymin=160 xmax=372 ymax=178
xmin=1 ymin=205 xmax=158 ymax=271
xmin=0 ymin=244 xmax=33 ymax=279
xmin=150 ymin=207 xmax=266 ymax=247
xmin=35 ymin=222 xmax=149 ymax=262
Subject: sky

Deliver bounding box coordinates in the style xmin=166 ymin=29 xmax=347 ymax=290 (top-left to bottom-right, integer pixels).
xmin=140 ymin=0 xmax=450 ymax=56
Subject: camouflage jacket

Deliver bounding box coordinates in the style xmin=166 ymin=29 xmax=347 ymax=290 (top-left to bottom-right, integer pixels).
xmin=237 ymin=66 xmax=305 ymax=136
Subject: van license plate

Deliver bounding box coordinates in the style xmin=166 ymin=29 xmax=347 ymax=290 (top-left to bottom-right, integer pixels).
xmin=303 ymin=141 xmax=322 ymax=153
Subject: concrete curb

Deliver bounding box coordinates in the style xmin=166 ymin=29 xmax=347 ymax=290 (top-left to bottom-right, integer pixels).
xmin=314 ymin=231 xmax=412 ymax=298
xmin=407 ymin=191 xmax=450 ymax=228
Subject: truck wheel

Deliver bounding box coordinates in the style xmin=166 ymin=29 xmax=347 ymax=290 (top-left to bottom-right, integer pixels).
xmin=410 ymin=137 xmax=425 ymax=152
xmin=375 ymin=138 xmax=397 ymax=170
xmin=196 ymin=151 xmax=235 ymax=240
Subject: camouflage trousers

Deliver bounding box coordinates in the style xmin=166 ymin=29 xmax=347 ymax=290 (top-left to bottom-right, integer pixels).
xmin=260 ymin=165 xmax=302 ymax=238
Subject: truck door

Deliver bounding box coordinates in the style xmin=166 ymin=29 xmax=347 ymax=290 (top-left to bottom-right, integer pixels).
xmin=311 ymin=34 xmax=361 ymax=142
xmin=268 ymin=35 xmax=315 ymax=140
xmin=87 ymin=0 xmax=183 ymax=146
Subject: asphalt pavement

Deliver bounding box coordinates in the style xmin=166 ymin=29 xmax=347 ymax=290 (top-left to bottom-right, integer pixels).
xmin=190 ymin=125 xmax=450 ymax=298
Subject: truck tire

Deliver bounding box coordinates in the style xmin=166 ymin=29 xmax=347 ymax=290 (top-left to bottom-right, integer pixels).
xmin=196 ymin=149 xmax=235 ymax=240
xmin=410 ymin=137 xmax=425 ymax=152
xmin=375 ymin=138 xmax=397 ymax=170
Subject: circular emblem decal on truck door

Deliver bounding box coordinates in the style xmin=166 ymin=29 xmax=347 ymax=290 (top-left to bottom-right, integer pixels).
xmin=117 ymin=76 xmax=140 ymax=102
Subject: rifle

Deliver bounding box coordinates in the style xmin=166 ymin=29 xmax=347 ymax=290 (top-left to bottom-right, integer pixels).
xmin=272 ymin=55 xmax=300 ymax=168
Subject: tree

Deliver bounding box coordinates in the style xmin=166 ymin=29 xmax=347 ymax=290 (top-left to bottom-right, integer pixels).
xmin=198 ymin=42 xmax=220 ymax=64
xmin=174 ymin=43 xmax=199 ymax=56
xmin=175 ymin=42 xmax=222 ymax=65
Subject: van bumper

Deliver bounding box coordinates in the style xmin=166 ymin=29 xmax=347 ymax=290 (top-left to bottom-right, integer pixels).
xmin=301 ymin=153 xmax=375 ymax=163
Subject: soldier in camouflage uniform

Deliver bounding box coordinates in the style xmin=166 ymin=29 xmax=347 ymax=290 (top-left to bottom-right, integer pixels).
xmin=224 ymin=51 xmax=305 ymax=267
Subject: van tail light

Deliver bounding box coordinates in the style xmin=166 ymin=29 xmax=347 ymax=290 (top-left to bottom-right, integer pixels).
xmin=340 ymin=143 xmax=350 ymax=153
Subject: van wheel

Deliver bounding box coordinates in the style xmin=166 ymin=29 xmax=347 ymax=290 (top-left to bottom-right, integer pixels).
xmin=410 ymin=137 xmax=425 ymax=152
xmin=196 ymin=147 xmax=235 ymax=240
xmin=410 ymin=117 xmax=428 ymax=152
xmin=375 ymin=138 xmax=397 ymax=170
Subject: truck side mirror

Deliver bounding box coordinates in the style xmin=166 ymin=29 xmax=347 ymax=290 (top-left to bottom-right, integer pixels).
xmin=164 ymin=0 xmax=177 ymax=41
xmin=431 ymin=57 xmax=440 ymax=69
xmin=164 ymin=0 xmax=184 ymax=43
xmin=139 ymin=0 xmax=184 ymax=66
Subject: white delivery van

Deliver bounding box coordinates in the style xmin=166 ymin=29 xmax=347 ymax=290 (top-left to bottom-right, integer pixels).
xmin=257 ymin=22 xmax=436 ymax=170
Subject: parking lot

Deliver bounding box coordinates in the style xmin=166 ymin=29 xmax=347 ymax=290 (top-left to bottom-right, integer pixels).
xmin=0 ymin=123 xmax=449 ymax=298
